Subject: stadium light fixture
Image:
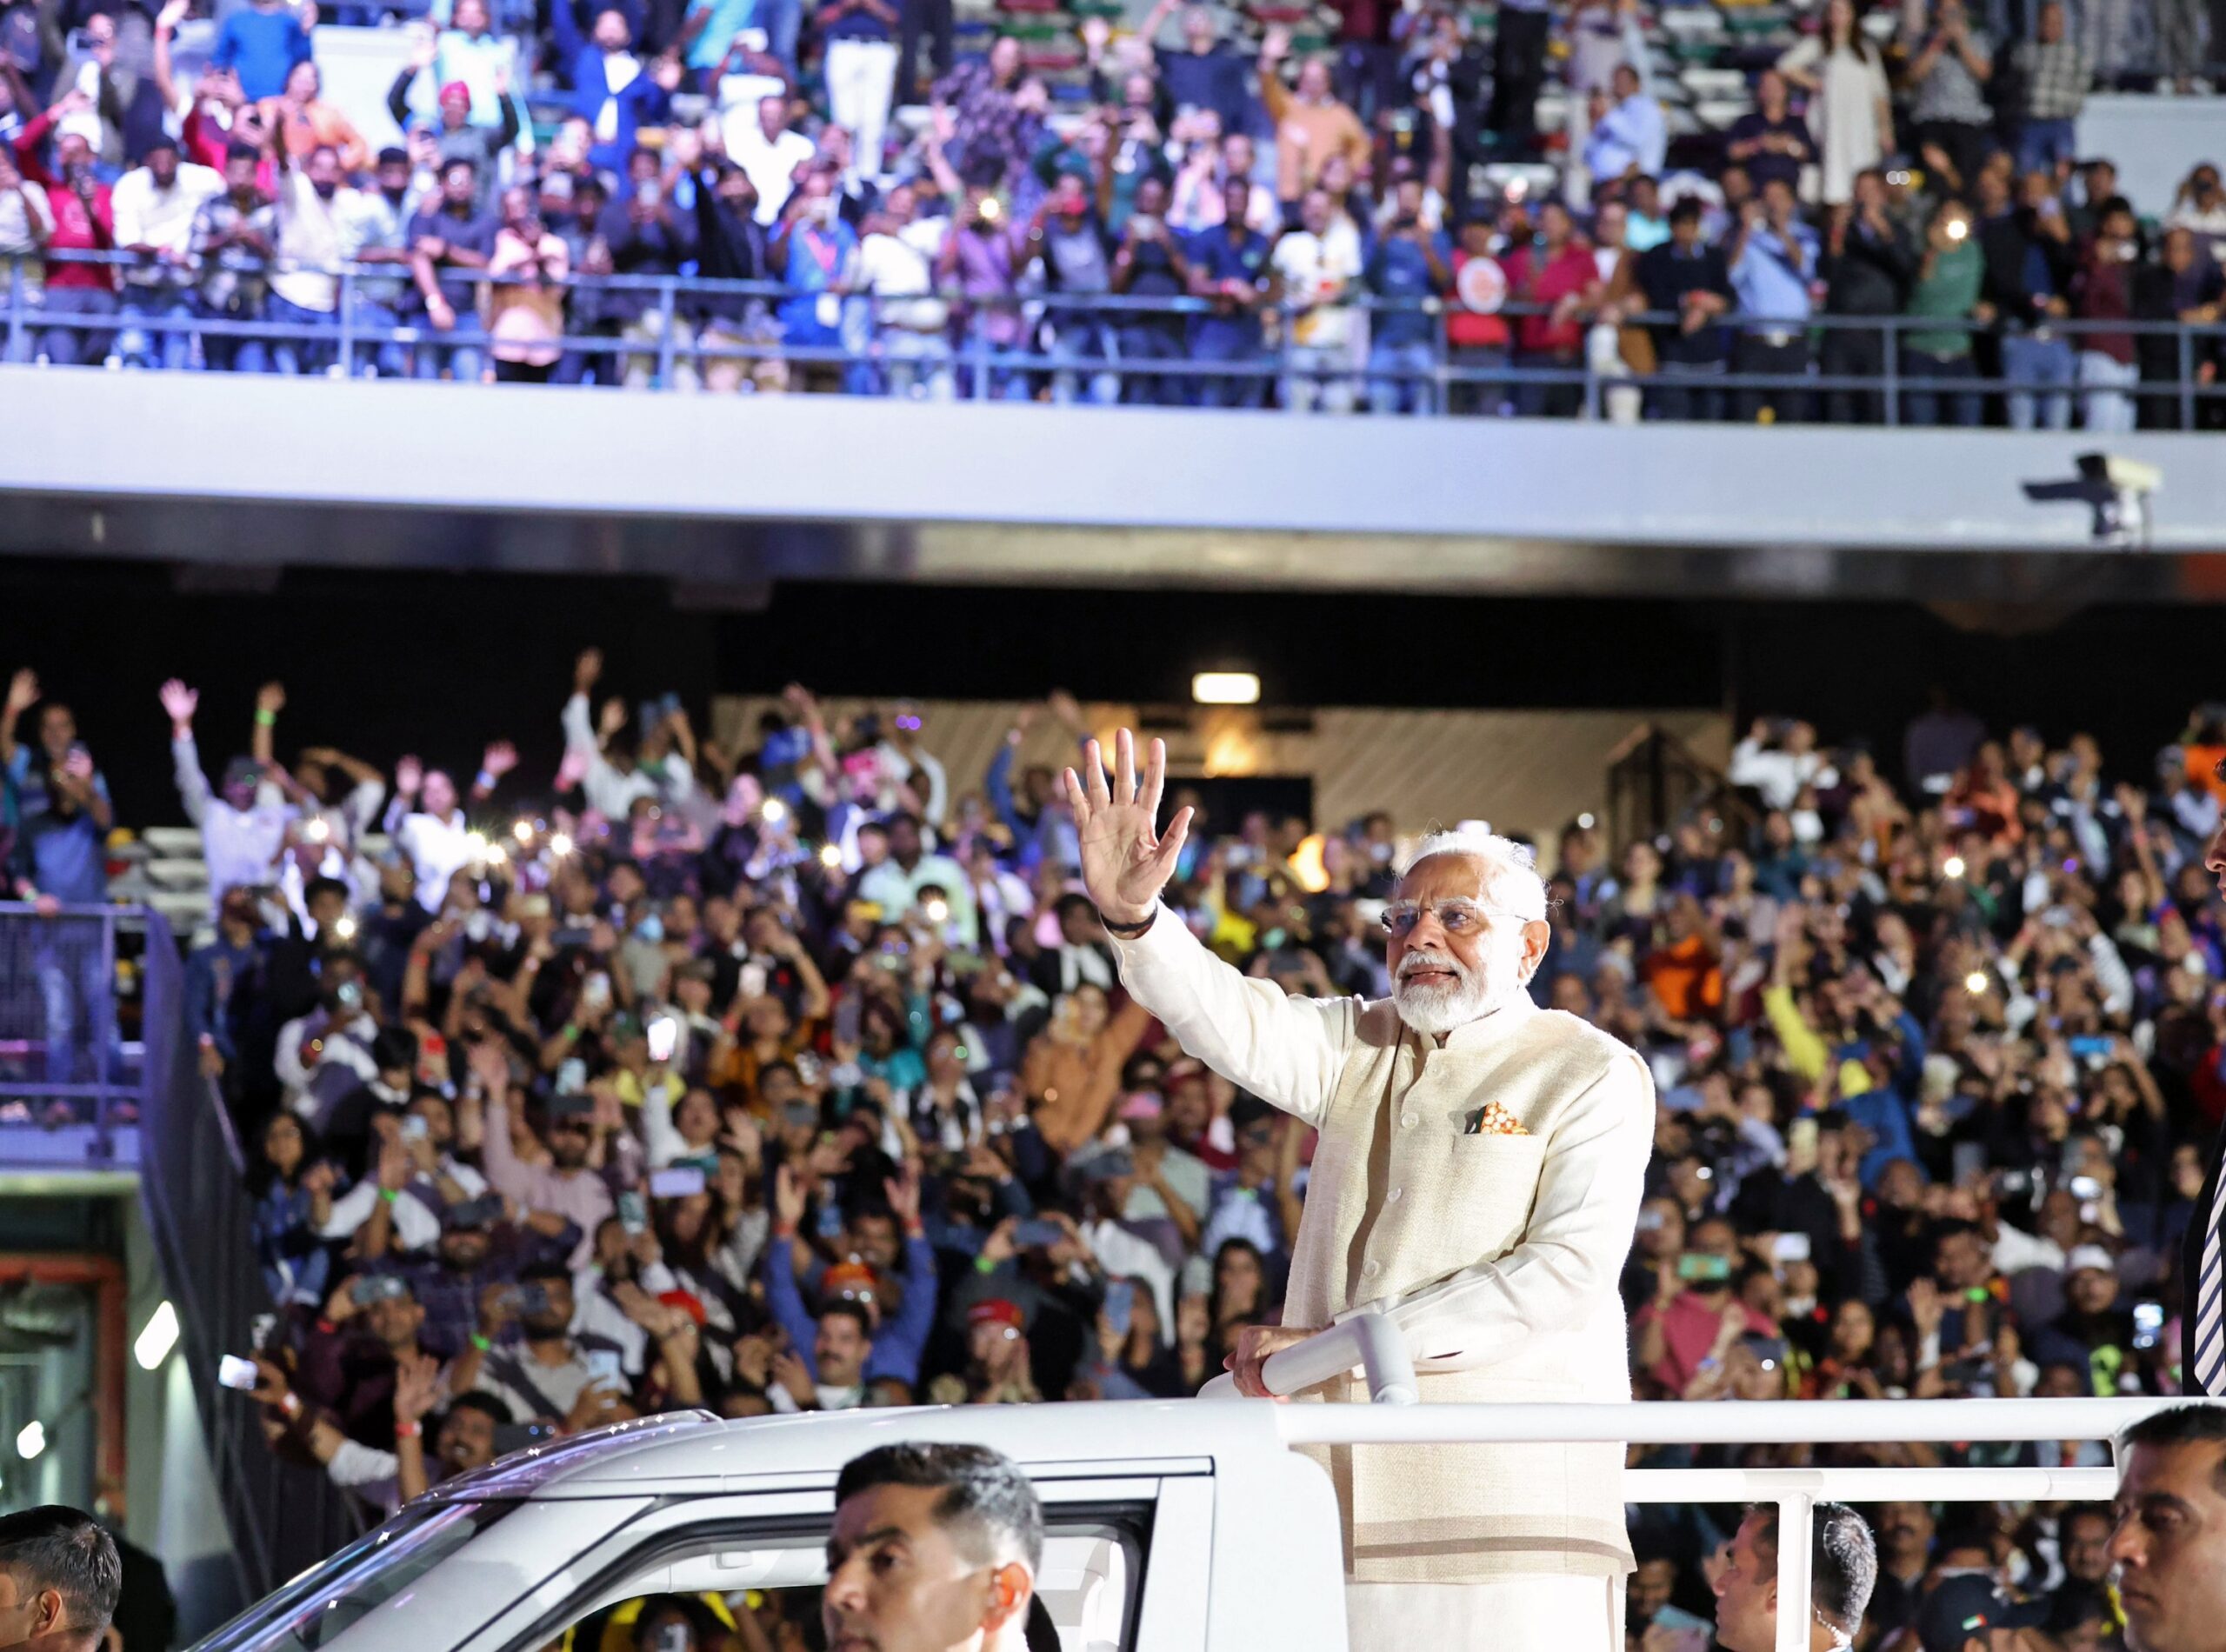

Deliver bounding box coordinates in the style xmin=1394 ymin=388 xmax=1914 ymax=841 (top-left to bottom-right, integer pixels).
xmin=134 ymin=1301 xmax=179 ymax=1370
xmin=1192 ymin=672 xmax=1260 ymax=706
xmin=15 ymin=1422 xmax=43 ymax=1461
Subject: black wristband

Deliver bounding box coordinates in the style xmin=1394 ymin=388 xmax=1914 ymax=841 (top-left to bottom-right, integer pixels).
xmin=1098 ymin=905 xmax=1156 ymax=939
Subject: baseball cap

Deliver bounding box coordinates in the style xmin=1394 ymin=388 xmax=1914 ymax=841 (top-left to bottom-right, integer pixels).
xmin=1915 ymin=1576 xmax=2049 ymax=1652
xmin=2064 ymin=1243 xmax=2116 ymax=1276
xmin=823 ymin=1262 xmax=878 ymax=1303
xmin=438 ymin=79 xmax=471 ymax=103
xmin=1081 ymin=1149 xmax=1135 ymax=1183
xmin=780 ymin=1101 xmax=820 ymax=1129
xmin=443 ymin=1194 xmax=504 ymax=1230
xmin=656 ymin=1289 xmax=707 ymax=1326
xmin=223 ymin=755 xmax=263 ymax=790
xmin=1116 ymin=1092 xmax=1163 ymax=1122
xmin=968 ymin=1297 xmax=1026 ymax=1332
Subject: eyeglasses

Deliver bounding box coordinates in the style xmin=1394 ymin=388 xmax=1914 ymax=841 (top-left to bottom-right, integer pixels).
xmin=1379 ymin=898 xmax=1527 ymax=939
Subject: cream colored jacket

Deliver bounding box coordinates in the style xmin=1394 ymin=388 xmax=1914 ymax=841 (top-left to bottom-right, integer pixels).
xmin=1111 ymin=909 xmax=1654 ymax=1585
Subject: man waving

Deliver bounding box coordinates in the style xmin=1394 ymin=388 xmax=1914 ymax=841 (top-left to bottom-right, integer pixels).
xmin=1066 ymin=729 xmax=1652 ymax=1652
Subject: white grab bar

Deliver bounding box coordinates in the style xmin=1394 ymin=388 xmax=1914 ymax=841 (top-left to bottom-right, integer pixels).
xmin=1193 ymin=1309 xmax=1417 ymax=1405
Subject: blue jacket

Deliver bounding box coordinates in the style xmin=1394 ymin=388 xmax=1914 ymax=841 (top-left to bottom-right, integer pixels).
xmin=550 ymin=0 xmax=673 ymax=173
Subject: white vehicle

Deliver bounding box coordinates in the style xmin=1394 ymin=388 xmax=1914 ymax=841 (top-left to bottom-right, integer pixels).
xmin=183 ymin=1319 xmax=2178 ymax=1652
xmin=188 ymin=1401 xmax=1345 ymax=1652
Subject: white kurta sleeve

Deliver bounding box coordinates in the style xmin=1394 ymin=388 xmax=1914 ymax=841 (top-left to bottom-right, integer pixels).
xmin=1337 ymin=1050 xmax=1654 ymax=1369
xmin=1109 ymin=907 xmax=1356 ymax=1129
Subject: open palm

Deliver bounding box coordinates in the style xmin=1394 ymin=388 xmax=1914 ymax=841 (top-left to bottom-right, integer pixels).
xmin=1063 ymin=729 xmax=1193 ymax=927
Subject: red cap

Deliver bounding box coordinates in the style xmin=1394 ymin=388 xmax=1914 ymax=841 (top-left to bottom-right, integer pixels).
xmin=823 ymin=1262 xmax=878 ymax=1301
xmin=968 ymin=1297 xmax=1025 ymax=1331
xmin=438 ymin=80 xmax=471 ymax=103
xmin=656 ymin=1289 xmax=706 ymax=1326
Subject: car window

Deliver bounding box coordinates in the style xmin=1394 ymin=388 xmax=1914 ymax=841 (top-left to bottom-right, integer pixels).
xmin=521 ymin=1503 xmax=1150 ymax=1652
xmin=190 ymin=1502 xmax=519 ymax=1652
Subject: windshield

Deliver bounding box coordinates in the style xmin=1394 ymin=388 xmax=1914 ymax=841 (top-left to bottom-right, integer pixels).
xmin=187 ymin=1501 xmax=517 ymax=1652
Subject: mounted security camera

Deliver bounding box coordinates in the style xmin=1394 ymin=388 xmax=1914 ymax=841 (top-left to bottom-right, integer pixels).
xmin=2022 ymin=452 xmax=2163 ymax=548
xmin=2076 ymin=452 xmax=2163 ymax=496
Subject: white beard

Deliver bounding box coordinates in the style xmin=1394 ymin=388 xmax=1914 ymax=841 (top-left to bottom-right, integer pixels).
xmin=1391 ymin=944 xmax=1528 ymax=1036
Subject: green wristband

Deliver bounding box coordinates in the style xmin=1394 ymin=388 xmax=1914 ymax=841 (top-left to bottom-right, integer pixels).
xmin=255 ymin=709 xmax=277 ymax=727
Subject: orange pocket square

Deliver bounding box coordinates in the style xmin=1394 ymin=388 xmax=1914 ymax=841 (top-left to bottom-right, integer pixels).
xmin=1463 ymin=1101 xmax=1531 ymax=1136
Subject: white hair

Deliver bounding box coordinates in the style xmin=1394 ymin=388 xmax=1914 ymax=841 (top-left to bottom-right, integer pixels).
xmin=1394 ymin=828 xmax=1549 ymax=923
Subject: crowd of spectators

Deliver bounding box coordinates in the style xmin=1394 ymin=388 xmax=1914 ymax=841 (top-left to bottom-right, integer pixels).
xmin=10 ymin=650 xmax=2226 ymax=1647
xmin=0 ymin=0 xmax=2221 ymax=418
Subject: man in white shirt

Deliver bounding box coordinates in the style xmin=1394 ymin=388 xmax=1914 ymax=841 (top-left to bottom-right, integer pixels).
xmin=856 ymin=814 xmax=977 ymax=945
xmin=337 ymin=148 xmax=420 ymax=377
xmin=852 ymin=186 xmax=953 ymax=396
xmin=874 ymin=701 xmax=949 ymax=822
xmin=730 ymin=94 xmax=815 ymax=226
xmin=161 ymin=676 xmax=297 ymax=916
xmin=386 ymin=743 xmax=515 ymax=910
xmin=1069 ymin=730 xmax=1652 ymax=1652
xmin=270 ymin=143 xmax=351 ymax=376
xmin=1582 ymin=61 xmax=1666 ymax=186
xmin=560 ymin=649 xmax=673 ymax=821
xmin=1729 ymin=716 xmax=1833 ymax=811
xmin=110 ymin=134 xmax=220 ymax=370
xmin=1271 ymin=187 xmax=1363 ymax=412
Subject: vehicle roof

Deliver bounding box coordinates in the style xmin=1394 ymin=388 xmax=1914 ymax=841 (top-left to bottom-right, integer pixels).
xmin=444 ymin=1401 xmax=1280 ymax=1500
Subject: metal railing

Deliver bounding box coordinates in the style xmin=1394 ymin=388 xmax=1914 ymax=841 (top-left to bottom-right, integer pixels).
xmin=8 ymin=249 xmax=2224 ymax=424
xmin=0 ymin=902 xmax=147 ymax=1158
xmin=1201 ymin=1313 xmax=2180 ymax=1652
xmin=0 ymin=901 xmax=365 ymax=1596
xmin=136 ymin=907 xmax=370 ymax=1608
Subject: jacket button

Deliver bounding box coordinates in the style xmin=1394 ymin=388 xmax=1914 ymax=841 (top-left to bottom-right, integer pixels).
xmin=1401 ymin=1112 xmax=1418 ymax=1129
xmin=1387 ymin=1187 xmax=1403 ymax=1202
xmin=1363 ymin=1259 xmax=1381 ymax=1277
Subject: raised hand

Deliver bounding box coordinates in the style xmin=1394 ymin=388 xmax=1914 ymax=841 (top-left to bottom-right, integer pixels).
xmin=482 ymin=740 xmax=518 ymax=781
xmin=158 ymin=678 xmax=198 ymax=729
xmin=773 ymin=1162 xmax=807 ymax=1230
xmin=883 ymin=1161 xmax=922 ymax=1229
xmin=396 ymin=754 xmax=423 ymax=798
xmin=393 ymin=1350 xmax=442 ymax=1423
xmin=1063 ymin=729 xmax=1192 ymax=928
xmin=257 ymin=681 xmax=286 ymax=716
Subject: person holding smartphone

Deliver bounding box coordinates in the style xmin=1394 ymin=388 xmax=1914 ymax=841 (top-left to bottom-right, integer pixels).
xmin=1633 ymin=1217 xmax=1754 ymax=1396
xmin=450 ymin=1261 xmax=634 ymax=1429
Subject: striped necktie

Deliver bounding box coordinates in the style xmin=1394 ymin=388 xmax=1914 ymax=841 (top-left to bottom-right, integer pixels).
xmin=2192 ymin=1164 xmax=2226 ymax=1396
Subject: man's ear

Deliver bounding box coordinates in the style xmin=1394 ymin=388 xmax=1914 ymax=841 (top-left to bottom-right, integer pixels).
xmin=983 ymin=1561 xmax=1032 ymax=1635
xmin=35 ymin=1588 xmax=66 ymax=1637
xmin=1518 ymin=918 xmax=1551 ymax=980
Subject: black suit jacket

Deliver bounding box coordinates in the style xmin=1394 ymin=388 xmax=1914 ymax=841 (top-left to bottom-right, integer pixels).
xmin=2180 ymin=1120 xmax=2226 ymax=1391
